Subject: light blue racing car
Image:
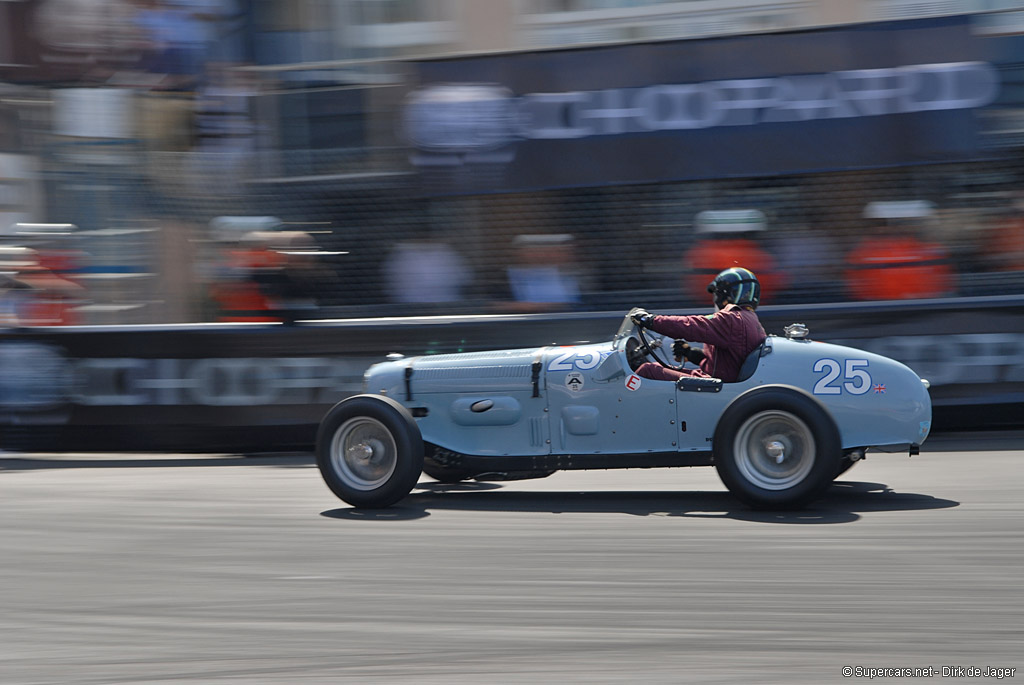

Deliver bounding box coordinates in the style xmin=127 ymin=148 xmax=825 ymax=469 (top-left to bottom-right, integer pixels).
xmin=316 ymin=309 xmax=932 ymax=509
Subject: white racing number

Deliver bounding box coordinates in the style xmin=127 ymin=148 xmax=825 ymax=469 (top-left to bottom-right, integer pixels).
xmin=813 ymin=358 xmax=871 ymax=396
xmin=548 ymin=350 xmax=602 ymax=371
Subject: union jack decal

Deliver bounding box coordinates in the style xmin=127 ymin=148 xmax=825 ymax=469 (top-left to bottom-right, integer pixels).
xmin=874 ymin=384 xmax=886 ymax=394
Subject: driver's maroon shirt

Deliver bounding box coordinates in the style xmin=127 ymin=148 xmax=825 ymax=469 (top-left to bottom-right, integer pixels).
xmin=636 ymin=304 xmax=766 ymax=382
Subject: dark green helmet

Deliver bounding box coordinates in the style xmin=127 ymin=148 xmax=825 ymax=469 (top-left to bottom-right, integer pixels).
xmin=707 ymin=267 xmax=761 ymax=309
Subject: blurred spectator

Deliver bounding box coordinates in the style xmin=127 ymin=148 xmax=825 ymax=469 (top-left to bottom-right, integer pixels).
xmin=682 ymin=210 xmax=786 ymax=305
xmin=190 ymin=61 xmax=258 ymax=200
xmin=0 ymin=267 xmax=32 ymax=327
xmin=208 ymin=230 xmax=280 ymax=322
xmin=259 ymin=231 xmax=342 ymax=323
xmin=209 ymin=229 xmax=340 ymax=323
xmin=32 ymin=0 xmax=140 ymax=84
xmin=384 ymin=233 xmax=471 ymax=306
xmin=133 ymin=0 xmax=208 ymax=90
xmin=0 ymin=246 xmax=83 ymax=326
xmin=845 ymin=201 xmax=954 ymax=301
xmin=931 ymin=202 xmax=991 ymax=277
xmin=176 ymin=0 xmax=246 ymax=64
xmin=982 ymin=192 xmax=1024 ymax=273
xmin=770 ymin=224 xmax=843 ymax=303
xmin=500 ymin=233 xmax=584 ymax=312
xmin=11 ymin=223 xmax=88 ymax=287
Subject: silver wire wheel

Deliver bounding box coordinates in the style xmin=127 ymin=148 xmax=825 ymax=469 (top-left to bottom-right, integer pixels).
xmin=317 ymin=396 xmax=424 ymax=508
xmin=732 ymin=410 xmax=816 ymax=491
xmin=330 ymin=416 xmax=398 ymax=491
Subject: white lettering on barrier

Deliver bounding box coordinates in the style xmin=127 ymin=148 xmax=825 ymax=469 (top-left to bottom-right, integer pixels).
xmin=521 ymin=62 xmax=998 ymax=138
xmin=73 ymin=358 xmax=149 ymax=405
xmin=408 ymin=61 xmax=1000 ymax=150
xmin=70 ymin=357 xmax=368 ymax=407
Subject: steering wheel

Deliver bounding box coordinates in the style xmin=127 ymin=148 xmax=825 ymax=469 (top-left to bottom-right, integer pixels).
xmin=623 ymin=324 xmax=681 ymax=373
xmin=636 ymin=325 xmax=677 ymax=370
xmin=625 ymin=337 xmax=647 ymax=371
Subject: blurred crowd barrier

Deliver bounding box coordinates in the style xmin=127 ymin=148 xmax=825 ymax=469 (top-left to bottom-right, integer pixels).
xmin=6 ymin=134 xmax=1024 ymax=326
xmin=1 ymin=13 xmax=1024 ymax=325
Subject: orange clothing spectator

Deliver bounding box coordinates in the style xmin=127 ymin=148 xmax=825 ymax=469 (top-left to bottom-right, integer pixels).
xmin=683 ymin=210 xmax=785 ymax=305
xmin=845 ymin=236 xmax=954 ymax=300
xmin=846 ymin=201 xmax=955 ymax=301
xmin=210 ymin=232 xmax=285 ymax=322
xmin=210 ymin=281 xmax=278 ymax=322
xmin=684 ymin=238 xmax=785 ymax=305
xmin=0 ymin=246 xmax=82 ymax=325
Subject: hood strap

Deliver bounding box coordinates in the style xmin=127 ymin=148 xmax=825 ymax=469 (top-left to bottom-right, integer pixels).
xmin=404 ymin=364 xmax=414 ymax=402
xmin=531 ymin=353 xmax=544 ymax=398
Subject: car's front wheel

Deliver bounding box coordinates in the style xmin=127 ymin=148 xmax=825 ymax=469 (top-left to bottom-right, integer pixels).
xmin=714 ymin=387 xmax=840 ymax=509
xmin=316 ymin=395 xmax=423 ymax=508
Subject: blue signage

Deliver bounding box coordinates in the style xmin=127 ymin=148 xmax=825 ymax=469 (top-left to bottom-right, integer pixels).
xmin=405 ymin=16 xmax=1005 ymax=193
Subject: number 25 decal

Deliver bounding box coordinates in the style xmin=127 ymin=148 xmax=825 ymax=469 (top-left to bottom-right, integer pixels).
xmin=548 ymin=350 xmax=602 ymax=371
xmin=813 ymin=358 xmax=871 ymax=395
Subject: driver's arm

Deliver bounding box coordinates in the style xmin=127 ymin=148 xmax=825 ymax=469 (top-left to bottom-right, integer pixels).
xmin=650 ymin=312 xmax=737 ymax=349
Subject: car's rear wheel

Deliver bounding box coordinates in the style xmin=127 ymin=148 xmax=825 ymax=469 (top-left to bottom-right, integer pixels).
xmin=714 ymin=387 xmax=840 ymax=509
xmin=316 ymin=395 xmax=423 ymax=508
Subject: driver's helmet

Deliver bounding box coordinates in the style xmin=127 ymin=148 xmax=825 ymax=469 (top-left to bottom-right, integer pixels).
xmin=707 ymin=267 xmax=760 ymax=309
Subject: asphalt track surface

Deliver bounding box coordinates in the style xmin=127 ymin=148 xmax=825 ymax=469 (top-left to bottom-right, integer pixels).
xmin=2 ymin=433 xmax=1021 ymax=685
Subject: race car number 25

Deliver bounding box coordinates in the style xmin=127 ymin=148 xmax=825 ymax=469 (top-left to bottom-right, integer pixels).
xmin=813 ymin=358 xmax=871 ymax=395
xmin=548 ymin=350 xmax=602 ymax=371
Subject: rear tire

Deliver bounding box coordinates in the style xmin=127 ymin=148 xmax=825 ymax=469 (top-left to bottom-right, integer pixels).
xmin=714 ymin=387 xmax=840 ymax=509
xmin=316 ymin=395 xmax=423 ymax=508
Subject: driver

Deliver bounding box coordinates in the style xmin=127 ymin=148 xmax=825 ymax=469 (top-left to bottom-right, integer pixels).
xmin=631 ymin=267 xmax=766 ymax=382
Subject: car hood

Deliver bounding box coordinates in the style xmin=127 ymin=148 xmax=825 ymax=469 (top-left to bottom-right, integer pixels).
xmin=365 ymin=346 xmax=550 ymax=396
xmin=411 ymin=347 xmax=546 ymax=371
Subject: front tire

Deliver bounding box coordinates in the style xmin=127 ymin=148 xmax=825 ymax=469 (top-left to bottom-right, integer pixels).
xmin=714 ymin=387 xmax=840 ymax=509
xmin=316 ymin=395 xmax=423 ymax=508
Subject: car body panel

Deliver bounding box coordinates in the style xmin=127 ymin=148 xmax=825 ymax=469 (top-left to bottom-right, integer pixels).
xmin=362 ymin=313 xmax=931 ymax=462
xmin=544 ymin=342 xmax=678 ymax=455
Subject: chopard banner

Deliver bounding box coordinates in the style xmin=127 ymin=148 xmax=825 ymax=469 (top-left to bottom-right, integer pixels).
xmin=404 ymin=16 xmax=1004 ymax=193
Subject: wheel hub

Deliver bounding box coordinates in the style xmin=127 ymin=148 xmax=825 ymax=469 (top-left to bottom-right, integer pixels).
xmin=331 ymin=417 xmax=399 ymax=491
xmin=765 ymin=439 xmax=786 ymax=464
xmin=733 ymin=410 xmax=816 ymax=491
xmin=347 ymin=442 xmax=375 ymax=462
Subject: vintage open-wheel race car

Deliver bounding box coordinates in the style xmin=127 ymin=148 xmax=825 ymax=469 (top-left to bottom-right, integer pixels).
xmin=316 ymin=309 xmax=932 ymax=510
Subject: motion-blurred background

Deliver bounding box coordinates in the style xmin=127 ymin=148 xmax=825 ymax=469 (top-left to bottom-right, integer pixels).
xmin=2 ymin=1 xmax=1023 ymax=451
xmin=1 ymin=0 xmax=1023 ymax=324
